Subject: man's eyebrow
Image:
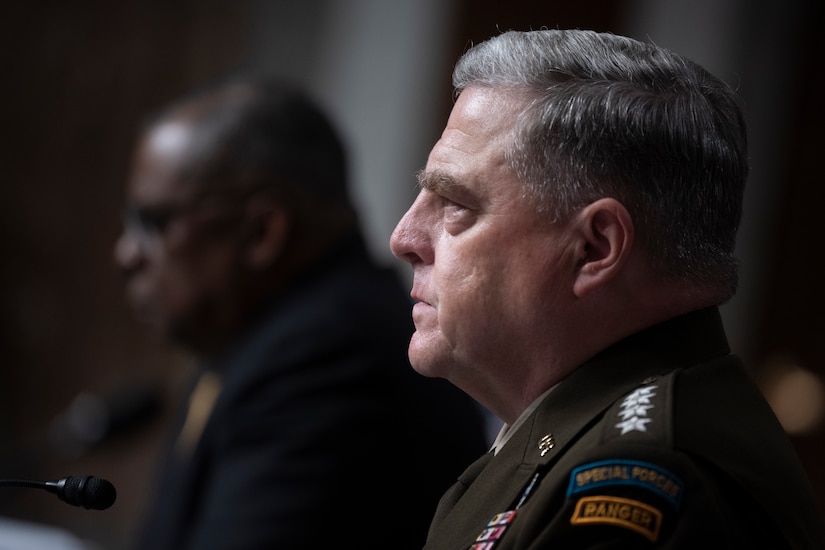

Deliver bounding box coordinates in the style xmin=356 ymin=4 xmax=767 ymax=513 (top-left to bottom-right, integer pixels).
xmin=416 ymin=170 xmax=459 ymax=193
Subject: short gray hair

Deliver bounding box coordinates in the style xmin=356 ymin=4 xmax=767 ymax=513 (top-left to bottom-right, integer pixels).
xmin=453 ymin=29 xmax=748 ymax=297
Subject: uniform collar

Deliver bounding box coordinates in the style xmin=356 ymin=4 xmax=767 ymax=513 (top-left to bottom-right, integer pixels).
xmin=491 ymin=384 xmax=557 ymax=455
xmin=499 ymin=306 xmax=730 ymax=468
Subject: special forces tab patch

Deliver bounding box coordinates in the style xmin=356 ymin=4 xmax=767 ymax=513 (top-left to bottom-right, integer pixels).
xmin=570 ymin=495 xmax=663 ymax=542
xmin=567 ymin=459 xmax=683 ymax=508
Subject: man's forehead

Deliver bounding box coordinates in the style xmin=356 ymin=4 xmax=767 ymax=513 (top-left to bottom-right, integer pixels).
xmin=454 ymin=85 xmax=521 ymax=117
xmin=437 ymin=87 xmax=524 ymax=161
xmin=148 ymin=121 xmax=191 ymax=154
xmin=422 ymin=87 xmax=522 ymax=191
xmin=452 ymin=86 xmax=530 ymax=126
xmin=129 ymin=121 xmax=200 ymax=203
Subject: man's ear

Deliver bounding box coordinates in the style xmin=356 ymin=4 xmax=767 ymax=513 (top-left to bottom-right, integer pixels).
xmin=240 ymin=199 xmax=290 ymax=269
xmin=572 ymin=198 xmax=634 ymax=298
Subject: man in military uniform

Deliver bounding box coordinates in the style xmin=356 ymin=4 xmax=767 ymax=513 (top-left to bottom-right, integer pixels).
xmin=389 ymin=29 xmax=825 ymax=548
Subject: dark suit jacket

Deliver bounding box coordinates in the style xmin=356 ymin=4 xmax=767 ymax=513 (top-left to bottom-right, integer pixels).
xmin=134 ymin=234 xmax=488 ymax=550
xmin=425 ymin=307 xmax=825 ymax=549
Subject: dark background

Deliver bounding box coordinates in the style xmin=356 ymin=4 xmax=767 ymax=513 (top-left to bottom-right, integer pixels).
xmin=2 ymin=1 xmax=822 ymax=548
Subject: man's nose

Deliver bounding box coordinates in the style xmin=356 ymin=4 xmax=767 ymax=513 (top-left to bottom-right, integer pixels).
xmin=113 ymin=231 xmax=144 ymax=273
xmin=390 ymin=200 xmax=430 ymax=266
xmin=389 ymin=217 xmax=411 ymax=262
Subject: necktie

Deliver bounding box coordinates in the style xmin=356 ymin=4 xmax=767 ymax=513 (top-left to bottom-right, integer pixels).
xmin=428 ymin=451 xmax=494 ymax=534
xmin=175 ymin=369 xmax=221 ymax=458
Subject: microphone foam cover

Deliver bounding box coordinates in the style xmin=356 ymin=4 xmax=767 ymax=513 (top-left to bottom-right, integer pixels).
xmin=63 ymin=476 xmax=117 ymax=510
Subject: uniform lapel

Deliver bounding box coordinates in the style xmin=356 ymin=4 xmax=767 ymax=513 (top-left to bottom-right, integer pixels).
xmin=428 ymin=451 xmax=495 ymax=533
xmin=424 ymin=420 xmax=540 ymax=549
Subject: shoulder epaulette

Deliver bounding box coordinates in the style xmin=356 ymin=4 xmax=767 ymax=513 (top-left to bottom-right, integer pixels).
xmin=599 ymin=369 xmax=679 ymax=448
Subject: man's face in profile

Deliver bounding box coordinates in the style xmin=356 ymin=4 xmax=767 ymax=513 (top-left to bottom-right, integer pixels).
xmin=390 ymin=86 xmax=578 ymax=415
xmin=114 ymin=120 xmax=241 ymax=349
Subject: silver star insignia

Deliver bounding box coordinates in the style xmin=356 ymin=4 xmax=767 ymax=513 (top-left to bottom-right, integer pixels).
xmin=616 ymin=415 xmax=653 ymax=434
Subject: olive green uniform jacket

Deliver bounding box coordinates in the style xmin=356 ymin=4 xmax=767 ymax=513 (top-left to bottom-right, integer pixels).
xmin=424 ymin=307 xmax=825 ymax=549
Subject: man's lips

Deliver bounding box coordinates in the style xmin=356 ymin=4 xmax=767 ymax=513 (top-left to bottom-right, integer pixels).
xmin=411 ymin=301 xmax=431 ymax=326
xmin=410 ymin=284 xmax=429 ymax=306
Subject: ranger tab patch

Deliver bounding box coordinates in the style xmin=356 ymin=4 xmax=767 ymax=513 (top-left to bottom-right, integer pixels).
xmin=570 ymin=495 xmax=663 ymax=542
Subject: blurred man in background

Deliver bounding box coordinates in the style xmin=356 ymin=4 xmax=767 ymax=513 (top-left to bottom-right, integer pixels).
xmin=114 ymin=77 xmax=487 ymax=549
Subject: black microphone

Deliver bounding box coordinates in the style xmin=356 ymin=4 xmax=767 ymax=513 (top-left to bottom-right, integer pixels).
xmin=0 ymin=475 xmax=117 ymax=510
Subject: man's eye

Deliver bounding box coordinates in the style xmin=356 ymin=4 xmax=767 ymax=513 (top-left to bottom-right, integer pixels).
xmin=123 ymin=206 xmax=174 ymax=235
xmin=442 ymin=199 xmax=473 ymax=232
xmin=444 ymin=201 xmax=468 ymax=217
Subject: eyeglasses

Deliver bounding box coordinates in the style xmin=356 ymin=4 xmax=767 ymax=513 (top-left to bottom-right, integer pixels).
xmin=121 ymin=183 xmax=278 ymax=248
xmin=122 ymin=202 xmax=194 ymax=239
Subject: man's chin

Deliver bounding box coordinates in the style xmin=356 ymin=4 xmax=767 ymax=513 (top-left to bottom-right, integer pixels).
xmin=130 ymin=305 xmax=172 ymax=339
xmin=409 ymin=362 xmax=440 ymax=379
xmin=408 ymin=336 xmax=449 ymax=379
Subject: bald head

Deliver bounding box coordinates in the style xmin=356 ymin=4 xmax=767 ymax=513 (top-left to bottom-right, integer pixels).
xmin=116 ymin=79 xmax=360 ymax=356
xmin=143 ymin=80 xmax=352 ymax=207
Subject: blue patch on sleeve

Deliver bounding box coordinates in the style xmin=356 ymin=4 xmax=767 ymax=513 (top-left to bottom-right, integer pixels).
xmin=566 ymin=459 xmax=683 ymax=509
